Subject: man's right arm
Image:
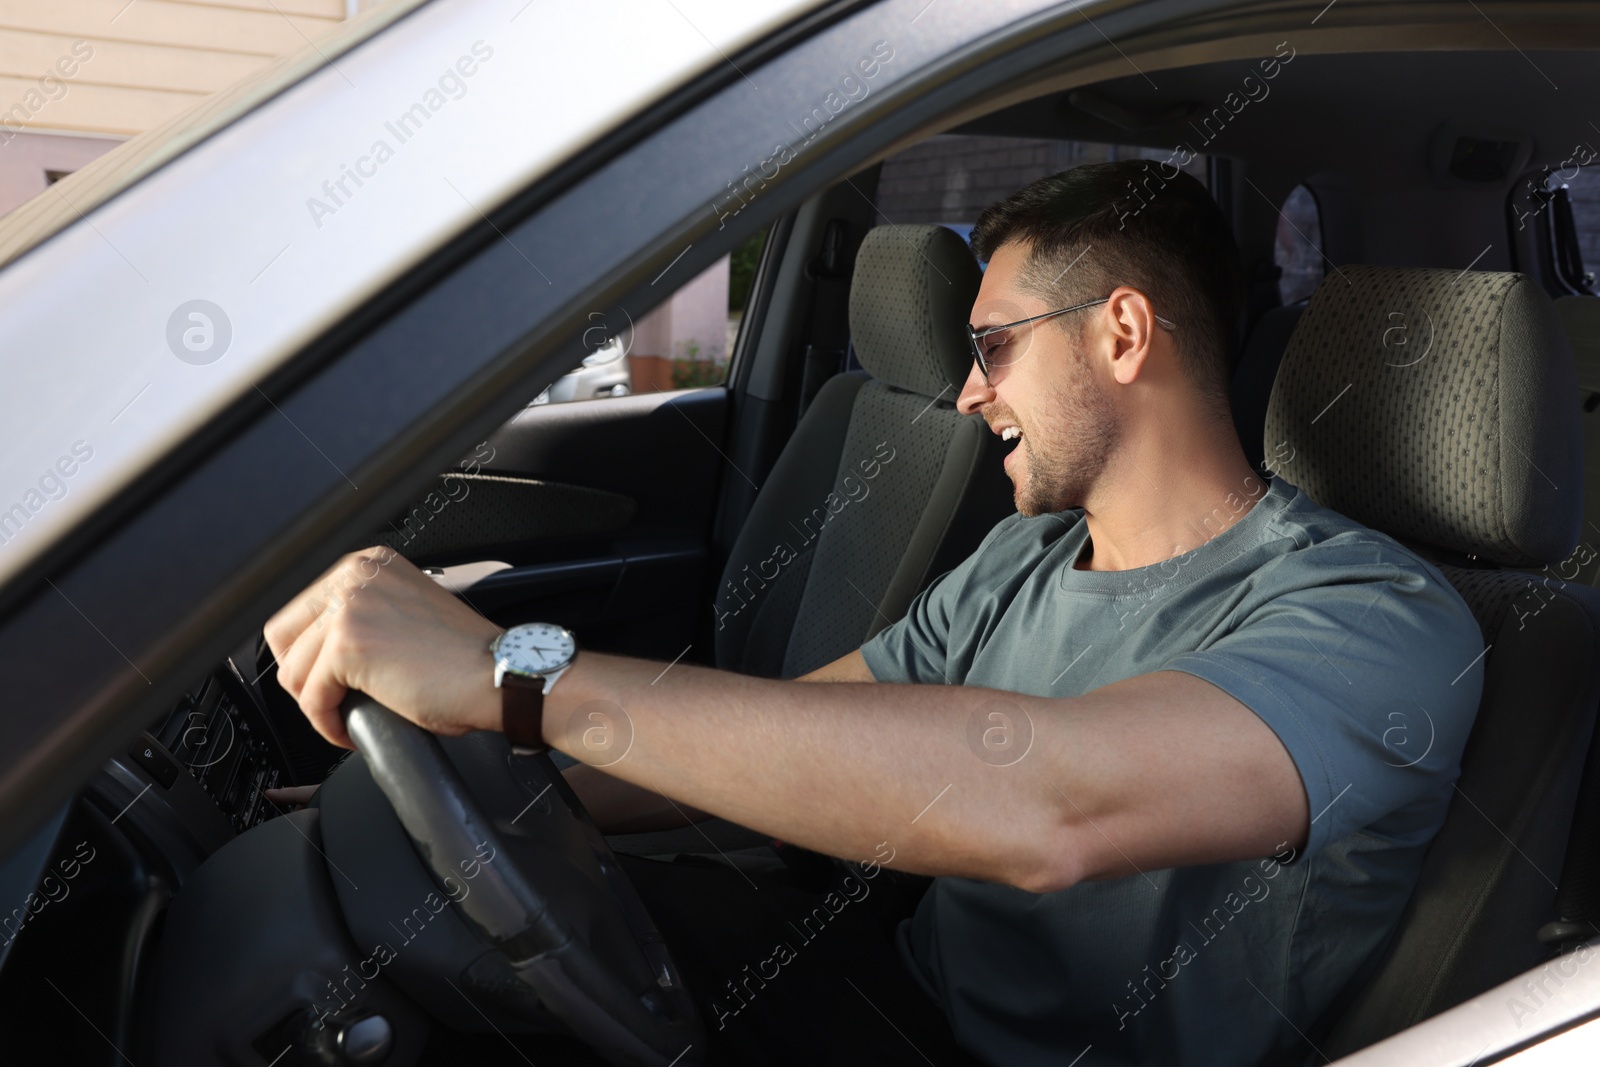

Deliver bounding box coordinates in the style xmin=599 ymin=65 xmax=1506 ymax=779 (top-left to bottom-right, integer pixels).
xmin=564 ymin=649 xmax=874 ymax=831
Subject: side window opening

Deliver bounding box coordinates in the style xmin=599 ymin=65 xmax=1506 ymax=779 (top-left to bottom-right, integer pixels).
xmin=1274 ymin=184 xmax=1324 ymax=305
xmin=533 ymin=229 xmax=766 ymax=406
xmin=1564 ymin=164 xmax=1600 ymax=290
xmin=1532 ymin=164 xmax=1598 ymax=295
xmin=862 ymin=133 xmax=1213 ymax=381
xmin=872 ymin=134 xmax=1212 ymax=265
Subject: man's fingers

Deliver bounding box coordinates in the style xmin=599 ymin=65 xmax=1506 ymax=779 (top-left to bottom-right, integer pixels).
xmin=263 ymin=544 xmax=500 ymax=750
xmin=264 ymin=557 xmax=340 ymax=661
xmin=271 ymin=548 xmax=392 ymax=699
xmin=291 ymin=614 xmax=365 ymax=749
xmin=264 ymin=549 xmax=387 ymax=663
xmin=264 ymin=784 xmax=320 ymax=806
xmin=274 ymin=602 xmax=330 ymax=703
xmin=298 ymin=645 xmax=356 ymax=750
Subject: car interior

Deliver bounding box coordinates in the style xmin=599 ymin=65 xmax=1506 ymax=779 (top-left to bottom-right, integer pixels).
xmin=5 ymin=20 xmax=1600 ymax=1067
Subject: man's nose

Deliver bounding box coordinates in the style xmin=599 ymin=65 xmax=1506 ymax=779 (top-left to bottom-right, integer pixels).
xmin=956 ymin=360 xmax=994 ymax=416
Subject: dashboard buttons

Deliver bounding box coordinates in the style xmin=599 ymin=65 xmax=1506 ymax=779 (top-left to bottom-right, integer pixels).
xmin=129 ymin=734 xmax=180 ymax=789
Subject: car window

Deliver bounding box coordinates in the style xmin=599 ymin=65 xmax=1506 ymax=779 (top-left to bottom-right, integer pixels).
xmin=1564 ymin=163 xmax=1600 ymax=277
xmin=0 ymin=0 xmax=426 ymax=260
xmin=1274 ymin=183 xmax=1324 ymax=304
xmin=532 ymin=228 xmax=766 ymax=405
xmin=1537 ymin=159 xmax=1599 ymax=292
xmin=873 ymin=133 xmax=1213 ymax=265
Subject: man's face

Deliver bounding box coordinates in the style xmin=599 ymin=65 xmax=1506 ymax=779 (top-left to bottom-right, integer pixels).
xmin=956 ymin=242 xmax=1123 ymax=517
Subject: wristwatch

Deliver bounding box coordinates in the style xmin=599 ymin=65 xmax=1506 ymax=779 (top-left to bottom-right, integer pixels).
xmin=490 ymin=622 xmax=578 ymax=755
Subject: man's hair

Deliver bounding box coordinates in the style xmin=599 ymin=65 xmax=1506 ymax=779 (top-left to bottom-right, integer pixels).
xmin=969 ymin=159 xmax=1246 ymax=422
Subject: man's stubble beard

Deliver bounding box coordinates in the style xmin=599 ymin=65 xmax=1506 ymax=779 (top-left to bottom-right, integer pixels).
xmin=1014 ymin=348 xmax=1123 ymax=518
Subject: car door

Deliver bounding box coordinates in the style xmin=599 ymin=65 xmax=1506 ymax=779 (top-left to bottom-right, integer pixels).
xmin=429 ymin=389 xmax=729 ymax=661
xmin=379 ymin=246 xmax=764 ymax=663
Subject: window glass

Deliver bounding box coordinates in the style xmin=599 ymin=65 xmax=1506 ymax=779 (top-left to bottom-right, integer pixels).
xmin=873 ymin=134 xmax=1211 ymax=265
xmin=533 ymin=229 xmax=766 ymax=405
xmin=1544 ymin=163 xmax=1600 ymax=290
xmin=1274 ymin=184 xmax=1324 ymax=304
xmin=1565 ymin=165 xmax=1600 ymax=273
xmin=0 ymin=1 xmax=399 ymax=220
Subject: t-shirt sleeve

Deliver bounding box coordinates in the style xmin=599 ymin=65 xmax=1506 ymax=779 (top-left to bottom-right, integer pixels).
xmin=860 ymin=514 xmax=1022 ymax=685
xmin=1162 ymin=541 xmax=1486 ymax=856
xmin=859 ymin=564 xmax=969 ymax=685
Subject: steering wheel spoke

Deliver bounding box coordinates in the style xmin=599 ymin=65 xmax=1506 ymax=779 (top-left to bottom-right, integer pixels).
xmin=333 ymin=692 xmax=705 ymax=1066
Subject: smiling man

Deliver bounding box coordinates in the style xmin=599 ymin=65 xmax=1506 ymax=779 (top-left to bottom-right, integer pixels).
xmin=266 ymin=161 xmax=1486 ymax=1066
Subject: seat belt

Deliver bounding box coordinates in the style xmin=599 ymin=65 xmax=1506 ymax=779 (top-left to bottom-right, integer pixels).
xmin=1537 ymin=695 xmax=1600 ymax=953
xmin=791 ymin=219 xmax=853 ymax=423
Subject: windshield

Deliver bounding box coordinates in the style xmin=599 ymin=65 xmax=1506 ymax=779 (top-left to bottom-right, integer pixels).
xmin=0 ymin=0 xmax=431 ymax=272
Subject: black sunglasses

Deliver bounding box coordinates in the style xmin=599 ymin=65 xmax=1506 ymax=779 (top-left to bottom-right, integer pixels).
xmin=967 ymin=298 xmax=1177 ymax=380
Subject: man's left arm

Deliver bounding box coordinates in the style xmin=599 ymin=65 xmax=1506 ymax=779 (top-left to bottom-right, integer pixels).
xmin=267 ymin=550 xmax=1309 ymax=893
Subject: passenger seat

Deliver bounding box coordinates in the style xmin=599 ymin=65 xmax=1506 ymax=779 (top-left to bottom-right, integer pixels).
xmin=1220 ymin=264 xmax=1599 ymax=1058
xmin=712 ymin=223 xmax=1014 ymax=679
xmin=609 ymin=224 xmax=1013 ymax=857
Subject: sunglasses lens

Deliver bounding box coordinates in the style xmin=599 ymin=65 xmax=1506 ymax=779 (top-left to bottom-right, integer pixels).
xmin=980 ymin=327 xmax=1021 ymax=369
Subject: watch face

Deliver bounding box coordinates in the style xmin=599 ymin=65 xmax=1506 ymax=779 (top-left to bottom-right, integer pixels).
xmin=496 ymin=623 xmax=576 ymax=676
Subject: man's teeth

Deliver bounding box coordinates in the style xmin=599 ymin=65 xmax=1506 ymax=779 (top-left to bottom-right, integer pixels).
xmin=1001 ymin=426 xmax=1022 ymax=441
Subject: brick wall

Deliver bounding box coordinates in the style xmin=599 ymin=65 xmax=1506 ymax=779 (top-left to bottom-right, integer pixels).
xmin=1564 ymin=167 xmax=1600 ymax=279
xmin=874 ymin=134 xmax=1207 ymax=226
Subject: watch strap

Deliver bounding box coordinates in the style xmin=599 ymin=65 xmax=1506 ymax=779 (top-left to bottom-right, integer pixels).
xmin=501 ymin=672 xmax=549 ymax=756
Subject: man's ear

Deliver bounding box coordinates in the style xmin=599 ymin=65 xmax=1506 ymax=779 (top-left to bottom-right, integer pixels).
xmin=1105 ymin=286 xmax=1158 ymax=385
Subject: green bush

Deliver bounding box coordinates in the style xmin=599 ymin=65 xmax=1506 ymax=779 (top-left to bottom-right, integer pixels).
xmin=671 ymin=358 xmax=727 ymax=389
xmin=728 ymin=230 xmax=766 ymax=313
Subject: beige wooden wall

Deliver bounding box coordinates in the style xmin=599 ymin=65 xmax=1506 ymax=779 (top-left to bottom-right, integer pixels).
xmin=0 ymin=0 xmax=376 ymax=213
xmin=0 ymin=0 xmax=369 ymax=136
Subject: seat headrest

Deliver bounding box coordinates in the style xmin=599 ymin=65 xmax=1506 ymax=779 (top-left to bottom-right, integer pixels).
xmin=1554 ymin=294 xmax=1600 ymax=393
xmin=1263 ymin=265 xmax=1581 ymax=566
xmin=849 ymin=224 xmax=982 ymax=397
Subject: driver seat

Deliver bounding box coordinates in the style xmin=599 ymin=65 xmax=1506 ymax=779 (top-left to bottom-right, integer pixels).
xmin=1229 ymin=264 xmax=1600 ymax=1059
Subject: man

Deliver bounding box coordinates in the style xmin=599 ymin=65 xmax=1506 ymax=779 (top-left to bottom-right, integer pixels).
xmin=266 ymin=161 xmax=1485 ymax=1065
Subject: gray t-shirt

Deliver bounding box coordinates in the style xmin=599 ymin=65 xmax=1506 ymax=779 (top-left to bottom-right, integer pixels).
xmin=859 ymin=475 xmax=1485 ymax=1066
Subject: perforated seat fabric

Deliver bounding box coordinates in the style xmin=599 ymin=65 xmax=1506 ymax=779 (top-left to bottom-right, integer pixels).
xmin=1237 ymin=266 xmax=1600 ymax=1060
xmin=713 ymin=224 xmax=1014 ymax=679
xmin=1263 ymin=265 xmax=1581 ymax=564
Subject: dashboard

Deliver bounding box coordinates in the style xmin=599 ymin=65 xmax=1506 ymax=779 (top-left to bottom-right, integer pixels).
xmin=107 ymin=637 xmax=340 ymax=855
xmin=141 ymin=653 xmax=291 ymax=833
xmin=0 ymin=638 xmax=344 ymax=1063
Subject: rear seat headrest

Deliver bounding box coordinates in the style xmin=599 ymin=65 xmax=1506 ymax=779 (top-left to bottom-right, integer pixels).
xmin=849 ymin=224 xmax=983 ymax=398
xmin=1264 ymin=264 xmax=1581 ymax=566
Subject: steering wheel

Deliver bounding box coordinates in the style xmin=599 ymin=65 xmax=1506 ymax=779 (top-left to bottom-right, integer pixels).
xmin=324 ymin=692 xmax=705 ymax=1066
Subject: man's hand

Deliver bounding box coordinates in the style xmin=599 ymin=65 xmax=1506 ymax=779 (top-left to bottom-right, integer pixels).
xmin=264 ymin=548 xmax=503 ymax=748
